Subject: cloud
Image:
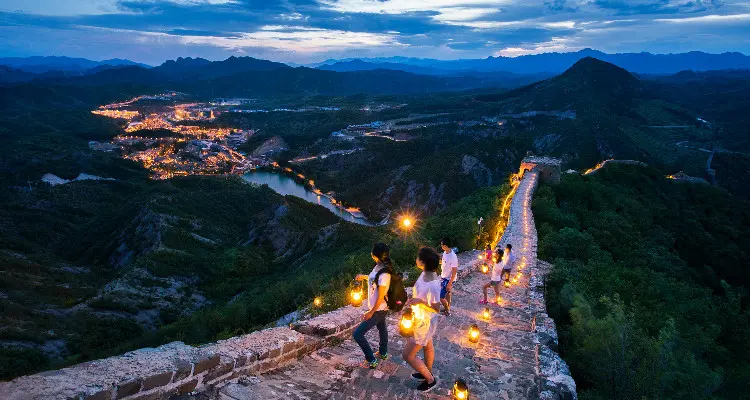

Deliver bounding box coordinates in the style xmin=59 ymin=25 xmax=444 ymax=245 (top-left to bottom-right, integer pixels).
xmin=0 ymin=0 xmax=749 ymax=63
xmin=655 ymin=12 xmax=750 ymax=22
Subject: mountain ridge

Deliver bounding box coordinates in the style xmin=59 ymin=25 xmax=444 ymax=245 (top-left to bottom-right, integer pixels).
xmin=313 ymin=48 xmax=750 ymax=74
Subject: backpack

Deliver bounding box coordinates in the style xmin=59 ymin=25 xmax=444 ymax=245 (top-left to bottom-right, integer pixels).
xmin=374 ymin=268 xmax=408 ymax=312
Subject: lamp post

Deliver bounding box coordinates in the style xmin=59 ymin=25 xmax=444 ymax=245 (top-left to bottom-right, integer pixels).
xmin=476 ymin=217 xmax=484 ymax=250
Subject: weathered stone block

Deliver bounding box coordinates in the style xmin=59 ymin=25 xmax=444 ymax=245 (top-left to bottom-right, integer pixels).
xmin=115 ymin=379 xmax=142 ymax=399
xmin=173 ymin=361 xmax=193 ymax=381
xmin=142 ymin=371 xmax=173 ymax=391
xmin=293 ymin=306 xmax=361 ymax=338
xmin=192 ymin=355 xmax=220 ymax=375
xmin=202 ymin=356 xmax=234 ymax=385
xmin=176 ymin=379 xmax=199 ymax=395
xmin=82 ymin=388 xmax=113 ymax=400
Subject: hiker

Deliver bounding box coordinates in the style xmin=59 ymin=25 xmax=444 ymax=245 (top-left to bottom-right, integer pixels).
xmin=485 ymin=245 xmax=493 ymax=264
xmin=439 ymin=237 xmax=458 ymax=316
xmin=353 ymin=243 xmax=392 ymax=368
xmin=402 ymin=247 xmax=442 ymax=393
xmin=501 ymin=243 xmax=515 ymax=284
xmin=480 ymin=248 xmax=504 ymax=304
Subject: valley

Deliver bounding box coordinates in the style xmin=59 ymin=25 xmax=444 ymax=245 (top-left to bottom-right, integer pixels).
xmin=1 ymin=54 xmax=749 ymax=399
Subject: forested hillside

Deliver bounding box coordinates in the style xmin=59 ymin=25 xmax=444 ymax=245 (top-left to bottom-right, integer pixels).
xmin=534 ymin=164 xmax=750 ymax=399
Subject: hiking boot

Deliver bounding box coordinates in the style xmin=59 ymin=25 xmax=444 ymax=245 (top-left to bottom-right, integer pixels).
xmin=374 ymin=351 xmax=389 ymax=361
xmin=359 ymin=359 xmax=378 ymax=369
xmin=416 ymin=378 xmax=438 ymax=392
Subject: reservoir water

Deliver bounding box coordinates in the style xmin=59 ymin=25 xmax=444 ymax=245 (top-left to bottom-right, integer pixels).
xmin=242 ymin=171 xmax=373 ymax=226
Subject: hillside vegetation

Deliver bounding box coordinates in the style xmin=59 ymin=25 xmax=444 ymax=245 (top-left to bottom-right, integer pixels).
xmin=534 ymin=164 xmax=750 ymax=399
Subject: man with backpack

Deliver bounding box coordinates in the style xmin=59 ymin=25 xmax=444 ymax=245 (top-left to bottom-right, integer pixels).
xmin=353 ymin=243 xmax=407 ymax=368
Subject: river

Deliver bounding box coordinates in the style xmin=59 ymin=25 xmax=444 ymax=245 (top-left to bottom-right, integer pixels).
xmin=242 ymin=171 xmax=373 ymax=226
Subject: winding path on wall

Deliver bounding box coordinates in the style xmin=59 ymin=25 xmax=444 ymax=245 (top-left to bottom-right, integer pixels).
xmin=0 ymin=167 xmax=575 ymax=400
xmin=194 ymin=170 xmax=576 ymax=400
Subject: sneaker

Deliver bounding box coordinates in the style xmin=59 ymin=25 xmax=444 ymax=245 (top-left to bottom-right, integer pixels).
xmin=478 ymin=299 xmax=488 ymax=305
xmin=411 ymin=372 xmax=425 ymax=380
xmin=374 ymin=351 xmax=389 ymax=361
xmin=359 ymin=359 xmax=378 ymax=369
xmin=416 ymin=378 xmax=438 ymax=392
xmin=441 ymin=310 xmax=450 ymax=317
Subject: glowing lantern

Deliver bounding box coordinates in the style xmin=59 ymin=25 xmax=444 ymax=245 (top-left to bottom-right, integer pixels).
xmin=504 ymin=280 xmax=511 ymax=288
xmin=349 ymin=280 xmax=364 ymax=308
xmin=477 ymin=254 xmax=484 ymax=260
xmin=480 ymin=264 xmax=489 ymax=274
xmin=453 ymin=379 xmax=470 ymax=400
xmin=496 ymin=295 xmax=503 ymax=305
xmin=482 ymin=307 xmax=491 ymax=320
xmin=401 ymin=217 xmax=412 ymax=229
xmin=468 ymin=324 xmax=480 ymax=343
xmin=313 ymin=297 xmax=322 ymax=307
xmin=400 ymin=308 xmax=415 ymax=337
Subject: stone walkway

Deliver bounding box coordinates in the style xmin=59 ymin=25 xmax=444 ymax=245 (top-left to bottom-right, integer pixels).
xmin=188 ymin=171 xmax=548 ymax=400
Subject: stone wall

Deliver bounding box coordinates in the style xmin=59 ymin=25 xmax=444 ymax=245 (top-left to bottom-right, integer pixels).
xmin=0 ymin=307 xmax=364 ymax=400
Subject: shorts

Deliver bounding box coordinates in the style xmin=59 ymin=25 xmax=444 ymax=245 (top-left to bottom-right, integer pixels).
xmin=489 ymin=280 xmax=502 ymax=285
xmin=410 ymin=315 xmax=439 ymax=346
xmin=501 ymin=269 xmax=511 ymax=281
xmin=440 ymin=278 xmax=451 ymax=299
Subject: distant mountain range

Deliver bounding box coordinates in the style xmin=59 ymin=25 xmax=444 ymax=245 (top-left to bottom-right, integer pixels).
xmin=23 ymin=56 xmax=506 ymax=96
xmin=3 ymin=50 xmax=750 ymax=96
xmin=0 ymin=56 xmax=150 ymax=73
xmin=313 ymin=49 xmax=750 ymax=75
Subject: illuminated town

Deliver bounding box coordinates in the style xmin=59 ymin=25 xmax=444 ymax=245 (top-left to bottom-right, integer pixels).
xmin=91 ymin=93 xmax=261 ymax=179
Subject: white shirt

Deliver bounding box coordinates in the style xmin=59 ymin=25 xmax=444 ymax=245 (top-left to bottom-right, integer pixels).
xmin=491 ymin=261 xmax=504 ymax=281
xmin=440 ymin=251 xmax=459 ymax=281
xmin=501 ymin=250 xmax=515 ymax=270
xmin=412 ymin=272 xmax=441 ymax=322
xmin=367 ymin=264 xmax=391 ymax=311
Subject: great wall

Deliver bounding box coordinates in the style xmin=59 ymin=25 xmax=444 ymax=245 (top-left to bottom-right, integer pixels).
xmin=0 ymin=158 xmax=577 ymax=400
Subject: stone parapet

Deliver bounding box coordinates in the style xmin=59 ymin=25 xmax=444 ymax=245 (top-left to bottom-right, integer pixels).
xmin=0 ymin=306 xmax=367 ymax=400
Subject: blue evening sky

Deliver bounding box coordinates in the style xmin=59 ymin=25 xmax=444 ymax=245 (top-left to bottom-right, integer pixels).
xmin=0 ymin=0 xmax=748 ymax=65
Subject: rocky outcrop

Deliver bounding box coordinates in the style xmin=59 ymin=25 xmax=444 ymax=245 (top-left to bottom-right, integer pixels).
xmin=461 ymin=155 xmax=493 ymax=186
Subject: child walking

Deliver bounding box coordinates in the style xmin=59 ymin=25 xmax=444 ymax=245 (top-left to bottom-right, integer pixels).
xmin=402 ymin=247 xmax=442 ymax=392
xmin=481 ymin=248 xmax=504 ymax=304
xmin=352 ymin=243 xmax=392 ymax=368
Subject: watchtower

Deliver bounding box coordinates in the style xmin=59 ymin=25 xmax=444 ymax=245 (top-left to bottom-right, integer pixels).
xmin=519 ymin=154 xmax=562 ymax=184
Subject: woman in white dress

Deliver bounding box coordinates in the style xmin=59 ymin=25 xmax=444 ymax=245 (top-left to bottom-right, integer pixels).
xmin=402 ymin=247 xmax=442 ymax=393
